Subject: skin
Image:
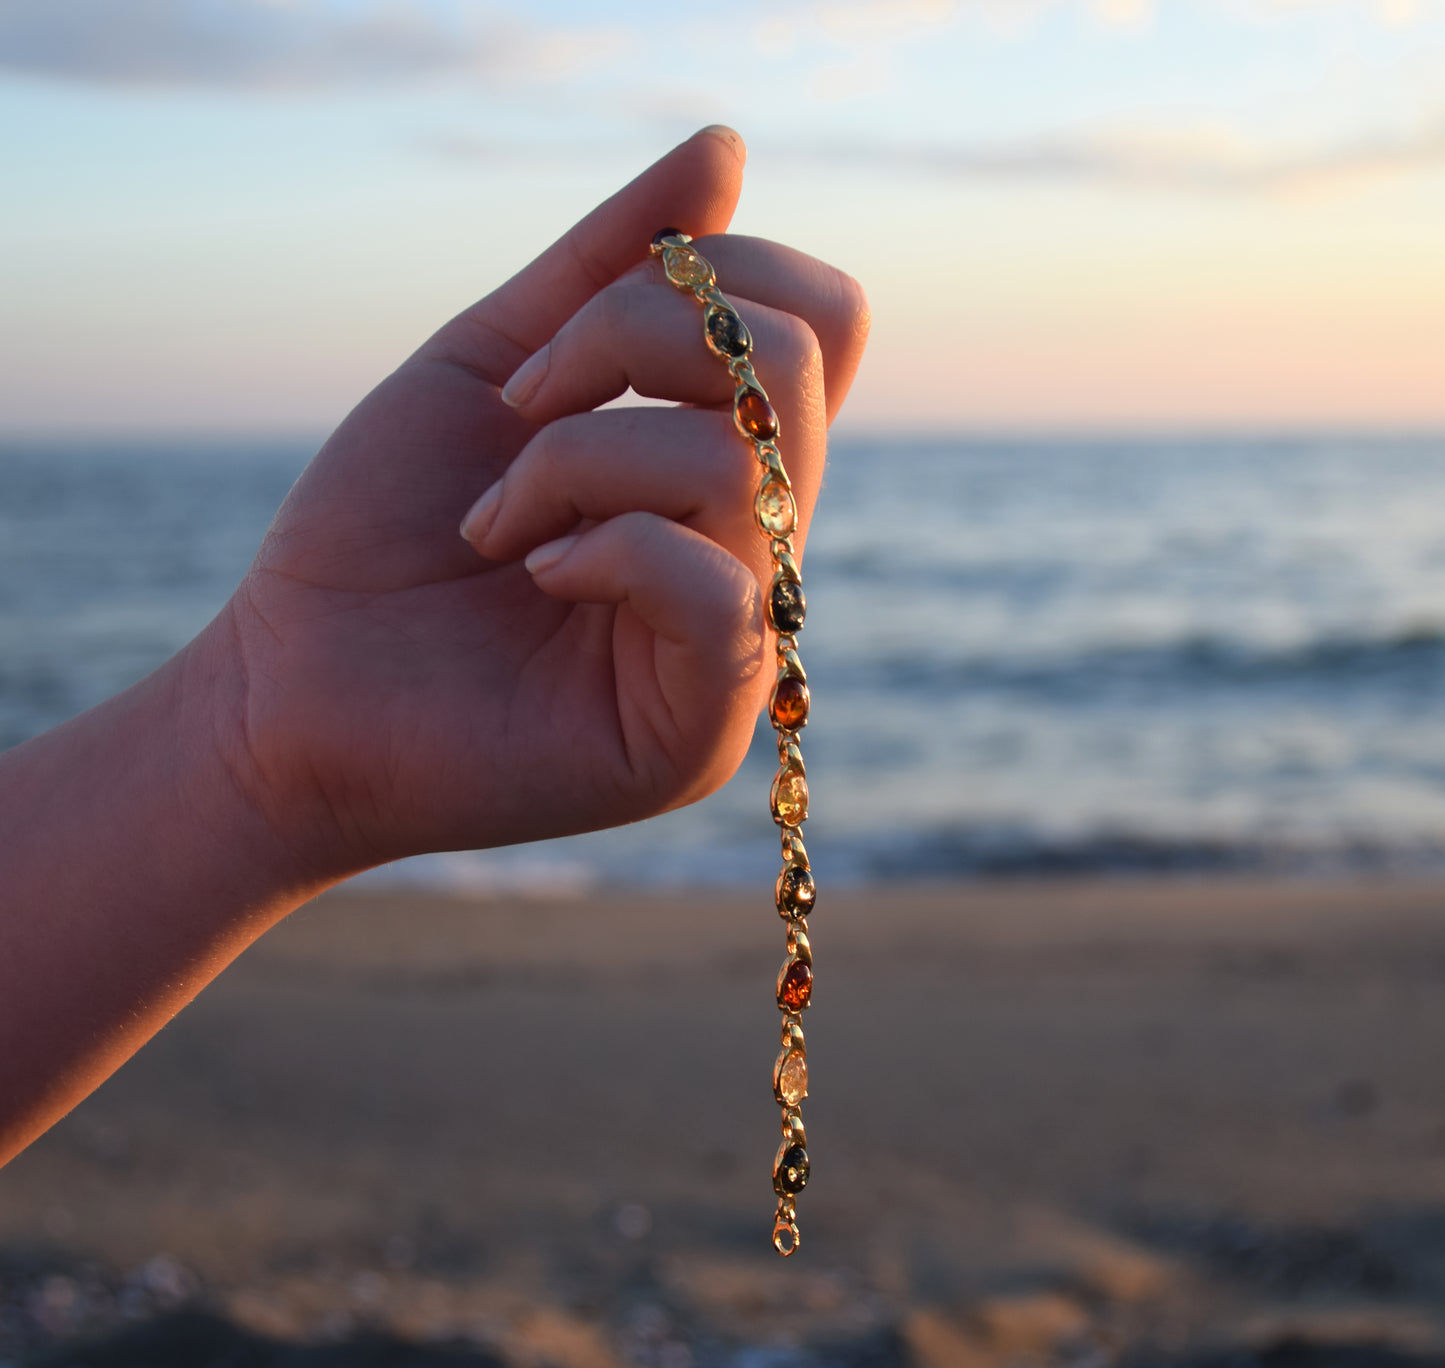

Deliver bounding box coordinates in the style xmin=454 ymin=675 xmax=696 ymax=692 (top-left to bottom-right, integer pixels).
xmin=0 ymin=126 xmax=870 ymax=1167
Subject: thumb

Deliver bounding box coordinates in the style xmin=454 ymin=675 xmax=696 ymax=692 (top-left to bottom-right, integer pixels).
xmin=421 ymin=126 xmax=746 ymax=388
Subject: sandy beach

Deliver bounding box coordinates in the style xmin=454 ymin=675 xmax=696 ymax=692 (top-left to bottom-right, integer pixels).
xmin=6 ymin=876 xmax=1445 ymax=1365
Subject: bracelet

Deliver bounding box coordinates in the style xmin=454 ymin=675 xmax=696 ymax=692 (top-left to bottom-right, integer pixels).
xmin=650 ymin=230 xmax=815 ymax=1257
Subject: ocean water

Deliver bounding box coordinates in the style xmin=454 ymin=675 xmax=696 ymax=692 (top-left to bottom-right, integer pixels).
xmin=5 ymin=433 xmax=1445 ymax=891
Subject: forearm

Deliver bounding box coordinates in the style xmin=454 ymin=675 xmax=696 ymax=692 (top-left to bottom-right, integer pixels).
xmin=0 ymin=609 xmax=325 ymax=1163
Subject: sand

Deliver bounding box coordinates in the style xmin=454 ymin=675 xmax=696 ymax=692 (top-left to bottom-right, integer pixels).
xmin=6 ymin=877 xmax=1445 ymax=1365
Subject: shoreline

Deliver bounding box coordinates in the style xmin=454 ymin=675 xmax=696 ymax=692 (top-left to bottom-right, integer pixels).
xmin=6 ymin=873 xmax=1445 ymax=1365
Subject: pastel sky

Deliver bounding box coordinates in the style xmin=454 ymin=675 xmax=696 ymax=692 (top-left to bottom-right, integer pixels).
xmin=1 ymin=0 xmax=1442 ymax=434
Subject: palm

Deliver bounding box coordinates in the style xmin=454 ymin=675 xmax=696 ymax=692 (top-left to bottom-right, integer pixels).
xmin=233 ymin=358 xmax=727 ymax=867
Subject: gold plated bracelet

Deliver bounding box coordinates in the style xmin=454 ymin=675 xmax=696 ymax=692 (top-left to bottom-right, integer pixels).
xmin=650 ymin=230 xmax=815 ymax=1258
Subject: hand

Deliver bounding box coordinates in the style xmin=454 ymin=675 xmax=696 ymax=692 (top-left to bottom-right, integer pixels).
xmin=219 ymin=126 xmax=870 ymax=879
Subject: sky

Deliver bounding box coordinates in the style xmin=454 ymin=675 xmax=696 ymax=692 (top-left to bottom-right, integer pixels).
xmin=0 ymin=0 xmax=1442 ymax=435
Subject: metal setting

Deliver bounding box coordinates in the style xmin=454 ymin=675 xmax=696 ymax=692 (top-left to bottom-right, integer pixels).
xmin=651 ymin=228 xmax=816 ymax=1257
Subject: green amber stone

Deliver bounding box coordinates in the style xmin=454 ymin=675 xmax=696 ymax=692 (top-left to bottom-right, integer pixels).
xmin=775 ymin=1143 xmax=810 ymax=1196
xmin=706 ymin=305 xmax=751 ymax=358
xmin=776 ymin=864 xmax=816 ymax=917
xmin=769 ymin=577 xmax=806 ymax=634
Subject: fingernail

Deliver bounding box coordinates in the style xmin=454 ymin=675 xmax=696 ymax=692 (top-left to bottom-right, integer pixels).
xmin=459 ymin=480 xmax=503 ymax=546
xmin=524 ymin=534 xmax=578 ymax=576
xmin=699 ymin=124 xmax=745 ymax=160
xmin=501 ymin=345 xmax=549 ymax=408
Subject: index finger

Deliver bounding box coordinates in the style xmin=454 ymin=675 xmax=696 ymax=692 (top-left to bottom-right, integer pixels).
xmin=421 ymin=126 xmax=747 ymax=388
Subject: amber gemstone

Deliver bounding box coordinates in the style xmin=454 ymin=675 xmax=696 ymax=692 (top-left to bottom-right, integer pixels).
xmin=771 ymin=676 xmax=809 ymax=731
xmin=775 ymin=1143 xmax=810 ymax=1195
xmin=777 ymin=1049 xmax=809 ymax=1106
xmin=706 ymin=306 xmax=751 ymax=358
xmin=663 ymin=245 xmax=712 ymax=288
xmin=651 ymin=226 xmax=684 ymax=247
xmin=755 ymin=479 xmax=796 ymax=538
xmin=776 ymin=865 xmax=816 ymax=917
xmin=772 ymin=768 xmax=809 ymax=826
xmin=777 ymin=958 xmax=813 ymax=1012
xmin=736 ymin=388 xmax=779 ymax=441
xmin=769 ymin=578 xmax=806 ymax=634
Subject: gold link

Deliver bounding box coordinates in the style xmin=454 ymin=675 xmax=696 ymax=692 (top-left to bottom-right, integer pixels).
xmin=772 ymin=1208 xmax=800 ymax=1257
xmin=788 ymin=928 xmax=812 ymax=966
xmin=773 ymin=548 xmax=800 ymax=581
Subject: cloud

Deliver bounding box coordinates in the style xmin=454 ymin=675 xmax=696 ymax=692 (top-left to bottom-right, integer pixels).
xmin=0 ymin=0 xmax=624 ymax=90
xmin=789 ymin=119 xmax=1445 ymax=194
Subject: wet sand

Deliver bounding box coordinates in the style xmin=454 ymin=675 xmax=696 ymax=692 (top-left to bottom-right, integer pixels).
xmin=7 ymin=877 xmax=1445 ymax=1365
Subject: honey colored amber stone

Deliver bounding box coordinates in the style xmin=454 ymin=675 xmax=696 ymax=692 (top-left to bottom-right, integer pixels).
xmin=771 ymin=676 xmax=809 ymax=731
xmin=778 ymin=958 xmax=813 ymax=1012
xmin=736 ymin=388 xmax=779 ymax=441
xmin=663 ymin=245 xmax=712 ymax=288
xmin=769 ymin=578 xmax=806 ymax=634
xmin=706 ymin=306 xmax=751 ymax=358
xmin=776 ymin=864 xmax=816 ymax=917
xmin=777 ymin=1050 xmax=809 ymax=1106
xmin=756 ymin=479 xmax=796 ymax=538
xmin=775 ymin=1143 xmax=810 ymax=1195
xmin=772 ymin=768 xmax=809 ymax=826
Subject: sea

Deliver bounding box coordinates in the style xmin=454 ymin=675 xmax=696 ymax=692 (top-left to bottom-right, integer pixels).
xmin=6 ymin=432 xmax=1445 ymax=894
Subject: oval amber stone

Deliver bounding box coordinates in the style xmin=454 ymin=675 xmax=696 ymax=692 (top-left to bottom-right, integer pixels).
xmin=706 ymin=306 xmax=751 ymax=358
xmin=772 ymin=768 xmax=809 ymax=826
xmin=663 ymin=245 xmax=712 ymax=288
xmin=776 ymin=1049 xmax=809 ymax=1107
xmin=769 ymin=578 xmax=806 ymax=634
xmin=771 ymin=676 xmax=809 ymax=731
xmin=775 ymin=1143 xmax=810 ymax=1195
xmin=777 ymin=958 xmax=813 ymax=1012
xmin=736 ymin=388 xmax=779 ymax=441
xmin=756 ymin=479 xmax=796 ymax=538
xmin=776 ymin=864 xmax=816 ymax=917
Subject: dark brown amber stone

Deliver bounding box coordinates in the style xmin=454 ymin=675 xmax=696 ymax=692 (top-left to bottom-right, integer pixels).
xmin=778 ymin=958 xmax=813 ymax=1012
xmin=651 ymin=226 xmax=684 ymax=247
xmin=776 ymin=865 xmax=816 ymax=917
xmin=736 ymin=388 xmax=779 ymax=441
xmin=771 ymin=676 xmax=809 ymax=731
xmin=775 ymin=1144 xmax=810 ymax=1195
xmin=706 ymin=306 xmax=751 ymax=358
xmin=769 ymin=578 xmax=806 ymax=634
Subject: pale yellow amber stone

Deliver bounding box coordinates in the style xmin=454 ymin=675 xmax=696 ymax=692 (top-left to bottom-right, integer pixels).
xmin=756 ymin=479 xmax=796 ymax=537
xmin=779 ymin=1050 xmax=808 ymax=1106
xmin=663 ymin=246 xmax=713 ymax=288
xmin=773 ymin=769 xmax=809 ymax=826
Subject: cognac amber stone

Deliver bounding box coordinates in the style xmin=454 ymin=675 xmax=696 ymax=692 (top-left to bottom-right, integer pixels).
xmin=778 ymin=958 xmax=813 ymax=1012
xmin=663 ymin=245 xmax=712 ymax=288
xmin=769 ymin=577 xmax=806 ymax=634
xmin=772 ymin=768 xmax=809 ymax=826
xmin=736 ymin=388 xmax=779 ymax=441
xmin=771 ymin=676 xmax=809 ymax=731
xmin=776 ymin=864 xmax=816 ymax=917
xmin=756 ymin=479 xmax=796 ymax=538
xmin=777 ymin=1049 xmax=809 ymax=1106
xmin=775 ymin=1143 xmax=810 ymax=1195
xmin=706 ymin=306 xmax=751 ymax=358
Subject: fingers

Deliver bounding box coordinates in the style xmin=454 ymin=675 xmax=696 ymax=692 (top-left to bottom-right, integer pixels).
xmin=500 ymin=271 xmax=824 ymax=433
xmin=462 ymin=406 xmax=773 ymax=574
xmin=524 ymin=513 xmax=767 ymax=801
xmin=420 ymin=127 xmax=746 ymax=387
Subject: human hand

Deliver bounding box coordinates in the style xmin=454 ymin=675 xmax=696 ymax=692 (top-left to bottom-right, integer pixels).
xmin=216 ymin=127 xmax=869 ymax=881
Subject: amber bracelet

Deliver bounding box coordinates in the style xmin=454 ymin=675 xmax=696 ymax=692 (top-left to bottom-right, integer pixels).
xmin=650 ymin=230 xmax=815 ymax=1257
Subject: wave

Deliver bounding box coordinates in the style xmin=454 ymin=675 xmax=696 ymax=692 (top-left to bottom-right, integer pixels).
xmin=826 ymin=624 xmax=1445 ymax=700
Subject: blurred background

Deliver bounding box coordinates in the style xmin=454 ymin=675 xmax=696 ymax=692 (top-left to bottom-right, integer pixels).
xmin=3 ymin=3 xmax=1445 ymax=1366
